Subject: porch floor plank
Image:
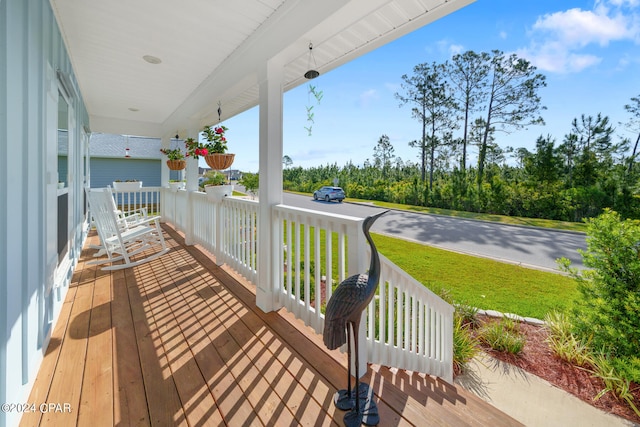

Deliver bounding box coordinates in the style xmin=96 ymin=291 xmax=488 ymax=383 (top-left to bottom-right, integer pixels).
xmin=20 ymin=224 xmax=523 ymax=427
xmin=111 ymin=270 xmax=150 ymax=426
xmin=18 ymin=287 xmax=79 ymax=427
xmin=42 ymin=268 xmax=94 ymax=427
xmin=77 ymin=273 xmax=114 ymax=427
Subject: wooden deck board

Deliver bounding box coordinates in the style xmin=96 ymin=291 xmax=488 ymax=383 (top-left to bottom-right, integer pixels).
xmin=125 ymin=265 xmax=186 ymax=426
xmin=20 ymin=225 xmax=523 ymax=427
xmin=38 ymin=280 xmax=90 ymax=426
xmin=111 ymin=269 xmax=151 ymax=426
xmin=77 ymin=273 xmax=114 ymax=427
xmin=142 ymin=261 xmax=222 ymax=427
xmin=18 ymin=285 xmax=79 ymax=427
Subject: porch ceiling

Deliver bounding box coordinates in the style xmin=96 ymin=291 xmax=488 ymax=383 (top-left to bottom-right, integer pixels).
xmin=50 ymin=0 xmax=474 ymax=137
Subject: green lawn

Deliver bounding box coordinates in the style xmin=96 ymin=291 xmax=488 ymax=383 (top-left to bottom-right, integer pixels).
xmin=283 ymin=191 xmax=583 ymax=319
xmin=373 ymin=233 xmax=578 ymax=320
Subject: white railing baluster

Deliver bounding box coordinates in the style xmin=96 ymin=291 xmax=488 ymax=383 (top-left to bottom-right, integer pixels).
xmin=313 ymin=224 xmax=321 ymax=332
xmin=324 ymin=225 xmax=332 ymax=328
xmin=379 ymin=280 xmax=386 ymax=361
xmin=287 ymin=219 xmax=292 ymax=301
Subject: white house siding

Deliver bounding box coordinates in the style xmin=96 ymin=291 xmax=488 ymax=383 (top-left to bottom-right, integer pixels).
xmin=0 ymin=1 xmax=90 ymax=426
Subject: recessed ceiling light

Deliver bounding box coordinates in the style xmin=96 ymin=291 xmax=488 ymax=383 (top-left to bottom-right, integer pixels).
xmin=128 ymin=107 xmax=139 ymax=112
xmin=142 ymin=55 xmax=162 ymax=64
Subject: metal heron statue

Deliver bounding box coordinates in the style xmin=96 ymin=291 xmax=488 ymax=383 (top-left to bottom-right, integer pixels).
xmin=323 ymin=210 xmax=387 ymax=426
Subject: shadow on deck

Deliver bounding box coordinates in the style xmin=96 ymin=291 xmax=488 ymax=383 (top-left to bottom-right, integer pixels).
xmin=20 ymin=225 xmax=522 ymax=426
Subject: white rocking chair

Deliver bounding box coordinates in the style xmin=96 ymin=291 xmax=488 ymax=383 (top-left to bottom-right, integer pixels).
xmin=86 ymin=187 xmax=149 ymax=257
xmin=87 ymin=187 xmax=169 ymax=270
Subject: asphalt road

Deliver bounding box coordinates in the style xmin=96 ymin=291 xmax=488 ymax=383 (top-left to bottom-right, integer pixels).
xmin=282 ymin=192 xmax=587 ymax=272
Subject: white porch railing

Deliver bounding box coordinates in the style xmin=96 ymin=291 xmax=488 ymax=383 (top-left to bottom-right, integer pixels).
xmin=369 ymin=254 xmax=454 ymax=382
xmin=100 ymin=187 xmax=453 ymax=382
xmin=161 ymin=189 xmax=259 ymax=284
xmin=111 ymin=186 xmax=162 ymax=216
xmin=161 ymin=188 xmax=189 ymax=231
xmin=271 ymin=204 xmax=453 ymax=383
xmin=273 ymin=205 xmax=362 ymax=334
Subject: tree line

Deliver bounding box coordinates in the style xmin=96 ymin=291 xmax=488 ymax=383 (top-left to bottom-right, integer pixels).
xmin=283 ymin=50 xmax=640 ymax=222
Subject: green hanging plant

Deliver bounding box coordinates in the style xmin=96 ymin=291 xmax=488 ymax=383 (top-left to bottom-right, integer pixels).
xmin=305 ymin=84 xmax=323 ymax=136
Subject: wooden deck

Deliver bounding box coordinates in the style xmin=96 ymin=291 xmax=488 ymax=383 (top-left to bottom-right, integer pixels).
xmin=20 ymin=225 xmax=522 ymax=426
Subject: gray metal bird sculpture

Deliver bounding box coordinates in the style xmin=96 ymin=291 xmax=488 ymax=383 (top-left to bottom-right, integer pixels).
xmin=323 ymin=210 xmax=387 ymax=426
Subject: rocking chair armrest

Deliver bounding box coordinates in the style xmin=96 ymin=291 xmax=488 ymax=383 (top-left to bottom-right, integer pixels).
xmin=131 ymin=215 xmax=162 ymax=227
xmin=114 ymin=208 xmax=149 ymax=226
xmin=115 ymin=213 xmax=142 ymax=228
xmin=119 ymin=212 xmax=142 ymax=222
xmin=117 ymin=207 xmax=148 ymax=218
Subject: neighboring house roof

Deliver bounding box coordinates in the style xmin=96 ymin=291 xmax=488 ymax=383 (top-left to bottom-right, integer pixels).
xmin=90 ymin=133 xmax=184 ymax=160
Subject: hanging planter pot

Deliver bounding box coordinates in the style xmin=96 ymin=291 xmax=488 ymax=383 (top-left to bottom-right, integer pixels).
xmin=205 ymin=184 xmax=234 ymax=202
xmin=166 ymin=159 xmax=186 ymax=170
xmin=168 ymin=181 xmax=185 ymax=192
xmin=204 ymin=153 xmax=235 ymax=171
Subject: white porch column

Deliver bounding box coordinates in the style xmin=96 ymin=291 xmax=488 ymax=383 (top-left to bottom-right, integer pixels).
xmin=256 ymin=57 xmax=284 ymax=312
xmin=184 ymin=126 xmax=199 ymax=245
xmin=185 ymin=126 xmax=200 ymax=192
xmin=160 ymin=135 xmax=171 ymax=186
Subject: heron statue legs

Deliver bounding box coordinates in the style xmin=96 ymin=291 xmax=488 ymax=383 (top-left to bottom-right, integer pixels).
xmin=334 ymin=321 xmax=379 ymax=426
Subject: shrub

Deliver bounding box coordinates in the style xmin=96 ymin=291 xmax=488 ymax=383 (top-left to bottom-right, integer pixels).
xmin=544 ymin=311 xmax=594 ymax=367
xmin=453 ymin=317 xmax=480 ymax=375
xmin=201 ymin=170 xmax=226 ymax=186
xmin=455 ymin=303 xmax=480 ymax=328
xmin=239 ymin=172 xmax=259 ymax=194
xmin=478 ymin=318 xmax=526 ymax=355
xmin=544 ymin=311 xmax=640 ymax=416
xmin=591 ymin=354 xmax=640 ymax=418
xmin=558 ymin=209 xmax=640 ymax=360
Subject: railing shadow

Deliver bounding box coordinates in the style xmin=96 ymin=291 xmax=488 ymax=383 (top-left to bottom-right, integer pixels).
xmin=66 ymin=226 xmax=343 ymax=425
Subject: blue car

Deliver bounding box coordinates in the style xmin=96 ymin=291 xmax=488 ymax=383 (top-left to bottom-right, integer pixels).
xmin=313 ymin=186 xmax=345 ymax=202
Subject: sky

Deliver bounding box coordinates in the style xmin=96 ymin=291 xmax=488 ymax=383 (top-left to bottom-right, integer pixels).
xmin=218 ymin=0 xmax=640 ymax=173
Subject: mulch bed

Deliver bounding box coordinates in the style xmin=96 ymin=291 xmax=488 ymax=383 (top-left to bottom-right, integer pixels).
xmin=469 ymin=316 xmax=640 ymax=424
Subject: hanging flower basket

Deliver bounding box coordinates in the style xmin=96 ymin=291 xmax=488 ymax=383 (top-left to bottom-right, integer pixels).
xmin=204 ymin=153 xmax=235 ymax=170
xmin=166 ymin=159 xmax=186 ymax=170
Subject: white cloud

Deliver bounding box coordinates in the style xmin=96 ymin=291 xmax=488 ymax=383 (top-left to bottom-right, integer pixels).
xmin=605 ymin=0 xmax=639 ymax=8
xmin=359 ymin=89 xmax=379 ymax=107
xmin=533 ymin=7 xmax=634 ymax=47
xmin=429 ymin=39 xmax=465 ymax=57
xmin=384 ymin=82 xmax=400 ymax=93
xmin=521 ymin=0 xmax=639 ymax=73
xmin=499 ymin=31 xmax=508 ymax=40
xmin=449 ymin=43 xmax=464 ymax=55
